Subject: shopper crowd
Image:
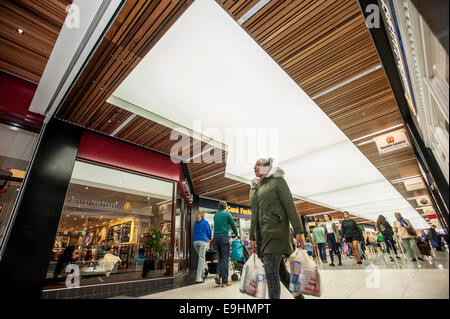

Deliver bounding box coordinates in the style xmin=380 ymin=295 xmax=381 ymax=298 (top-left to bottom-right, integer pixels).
xmin=191 ymin=158 xmax=448 ymax=300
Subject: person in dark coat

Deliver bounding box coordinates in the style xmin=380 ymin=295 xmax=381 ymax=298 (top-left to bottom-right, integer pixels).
xmin=376 ymin=215 xmax=400 ymax=261
xmin=54 ymin=245 xmax=75 ymax=279
xmin=341 ymin=212 xmax=363 ymax=264
xmin=428 ymin=226 xmax=441 ymax=250
xmin=249 ymin=158 xmax=304 ymax=299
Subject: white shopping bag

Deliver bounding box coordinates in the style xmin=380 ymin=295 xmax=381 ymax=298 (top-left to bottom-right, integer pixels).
xmin=239 ymin=253 xmax=266 ymax=299
xmin=289 ymin=248 xmax=321 ymax=297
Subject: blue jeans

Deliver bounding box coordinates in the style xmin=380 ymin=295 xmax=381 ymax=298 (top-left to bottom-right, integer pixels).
xmin=327 ymin=234 xmax=341 ymax=264
xmin=382 ymin=235 xmax=398 ymax=255
xmin=317 ymin=243 xmax=326 ymax=261
xmin=214 ymin=236 xmax=230 ymax=283
xmin=194 ymin=241 xmax=207 ymax=282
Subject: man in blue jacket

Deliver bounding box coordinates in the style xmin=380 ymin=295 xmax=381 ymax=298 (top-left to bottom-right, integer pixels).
xmin=213 ymin=201 xmax=239 ymax=287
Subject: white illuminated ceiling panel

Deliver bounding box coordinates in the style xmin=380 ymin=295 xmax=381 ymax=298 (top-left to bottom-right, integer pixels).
xmin=308 ymin=180 xmax=402 ymax=209
xmin=109 ymin=0 xmax=428 ymax=227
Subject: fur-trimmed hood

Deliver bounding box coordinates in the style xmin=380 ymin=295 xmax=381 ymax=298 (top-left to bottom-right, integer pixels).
xmin=251 ymin=166 xmax=285 ymax=186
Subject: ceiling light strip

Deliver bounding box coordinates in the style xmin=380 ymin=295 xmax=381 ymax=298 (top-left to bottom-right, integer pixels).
xmin=377 ymin=157 xmax=417 ymax=169
xmin=199 ymin=171 xmax=225 ymax=182
xmin=311 ymin=65 xmax=382 ymax=100
xmin=200 ymin=183 xmax=242 ymax=195
xmin=352 ymin=123 xmax=404 ymax=142
xmin=305 ymin=211 xmax=338 ymax=217
xmin=407 ymin=195 xmax=428 ymax=201
xmin=110 ymin=113 xmax=136 ymax=137
xmin=356 ymin=139 xmax=375 ymax=146
xmin=236 ymin=0 xmax=271 ymax=25
xmin=390 ymin=174 xmax=422 ymax=184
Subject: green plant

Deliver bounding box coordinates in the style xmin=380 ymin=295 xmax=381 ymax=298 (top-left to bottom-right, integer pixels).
xmin=143 ymin=228 xmax=169 ymax=260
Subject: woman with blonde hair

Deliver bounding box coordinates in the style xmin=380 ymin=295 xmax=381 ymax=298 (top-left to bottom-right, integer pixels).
xmin=193 ymin=211 xmax=212 ymax=283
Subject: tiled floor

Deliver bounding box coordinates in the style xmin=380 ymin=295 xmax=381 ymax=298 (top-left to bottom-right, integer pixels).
xmin=132 ymin=250 xmax=449 ymax=299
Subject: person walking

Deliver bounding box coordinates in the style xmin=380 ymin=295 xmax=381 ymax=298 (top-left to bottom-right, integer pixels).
xmin=376 ymin=215 xmax=400 ymax=261
xmin=249 ymin=158 xmax=305 ymax=299
xmin=193 ymin=211 xmax=212 ymax=283
xmin=393 ymin=212 xmax=424 ymax=262
xmin=304 ymin=238 xmax=314 ymax=257
xmin=312 ymin=221 xmax=327 ymax=263
xmin=341 ymin=212 xmax=363 ymax=264
xmin=428 ymin=225 xmax=441 ymax=251
xmin=213 ymin=201 xmax=239 ymax=287
xmin=377 ymin=232 xmax=385 ymax=253
xmin=368 ymin=232 xmax=379 ymax=254
xmin=324 ymin=214 xmax=342 ymax=266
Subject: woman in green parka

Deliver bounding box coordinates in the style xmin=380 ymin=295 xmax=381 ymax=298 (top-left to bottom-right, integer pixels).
xmin=249 ymin=158 xmax=304 ymax=299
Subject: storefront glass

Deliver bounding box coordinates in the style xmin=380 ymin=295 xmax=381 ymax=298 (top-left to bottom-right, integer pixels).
xmin=43 ymin=160 xmax=175 ymax=289
xmin=0 ymin=123 xmax=38 ymax=249
xmin=174 ymin=187 xmax=191 ymax=274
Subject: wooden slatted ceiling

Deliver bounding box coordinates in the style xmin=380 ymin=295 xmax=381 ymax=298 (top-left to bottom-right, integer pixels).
xmin=215 ymin=0 xmax=433 ymax=220
xmin=55 ymin=0 xmax=429 ymax=223
xmin=0 ymin=0 xmax=71 ymax=83
xmin=57 ymin=0 xmax=194 ymax=125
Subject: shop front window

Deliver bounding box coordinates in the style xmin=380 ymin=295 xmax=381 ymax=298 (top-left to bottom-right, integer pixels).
xmin=43 ymin=160 xmax=175 ymax=290
xmin=0 ymin=123 xmax=38 ymax=250
xmin=174 ymin=186 xmax=191 ymax=274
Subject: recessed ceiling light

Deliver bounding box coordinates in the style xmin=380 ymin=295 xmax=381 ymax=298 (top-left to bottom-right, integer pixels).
xmin=85 ymin=187 xmax=89 ymax=190
xmin=17 ymin=28 xmax=24 ymax=34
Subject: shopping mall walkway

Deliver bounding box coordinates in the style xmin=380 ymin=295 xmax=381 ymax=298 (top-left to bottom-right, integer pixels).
xmin=133 ymin=250 xmax=449 ymax=299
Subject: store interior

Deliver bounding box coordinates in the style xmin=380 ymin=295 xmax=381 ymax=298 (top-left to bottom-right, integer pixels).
xmin=44 ymin=160 xmax=176 ymax=289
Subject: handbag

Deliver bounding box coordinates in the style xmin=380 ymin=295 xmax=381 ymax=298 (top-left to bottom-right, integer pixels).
xmin=406 ymin=227 xmax=417 ymax=237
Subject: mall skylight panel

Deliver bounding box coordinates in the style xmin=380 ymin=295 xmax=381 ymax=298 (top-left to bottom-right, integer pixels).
xmin=109 ymin=0 xmax=427 ymax=226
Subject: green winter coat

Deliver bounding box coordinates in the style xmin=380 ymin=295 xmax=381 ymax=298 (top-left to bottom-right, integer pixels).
xmin=249 ymin=167 xmax=304 ymax=257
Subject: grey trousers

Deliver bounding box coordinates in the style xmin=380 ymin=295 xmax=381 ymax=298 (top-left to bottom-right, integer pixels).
xmin=262 ymin=254 xmax=291 ymax=299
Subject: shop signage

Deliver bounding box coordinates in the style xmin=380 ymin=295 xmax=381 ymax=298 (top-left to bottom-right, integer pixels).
xmin=374 ymin=128 xmax=410 ymax=154
xmin=227 ymin=205 xmax=252 ymax=218
xmin=416 ymin=196 xmax=430 ymax=207
xmin=380 ymin=0 xmax=417 ymax=116
xmin=403 ymin=177 xmax=426 ymax=191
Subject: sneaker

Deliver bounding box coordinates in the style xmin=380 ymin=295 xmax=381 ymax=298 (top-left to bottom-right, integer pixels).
xmin=389 ymin=256 xmax=394 ymax=261
xmin=338 ymin=262 xmax=343 ymax=266
xmin=418 ymin=256 xmax=425 ymax=261
xmin=357 ymin=261 xmax=363 ymax=264
xmin=221 ymin=282 xmax=232 ymax=287
xmin=294 ymin=294 xmax=305 ymax=299
xmin=329 ymin=263 xmax=335 ymax=266
xmin=395 ymin=256 xmax=401 ymax=259
xmin=215 ymin=275 xmax=221 ymax=286
xmin=411 ymin=258 xmax=417 ymax=262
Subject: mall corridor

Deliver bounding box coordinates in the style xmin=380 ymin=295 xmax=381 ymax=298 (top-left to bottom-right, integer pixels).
xmin=0 ymin=0 xmax=448 ymax=304
xmin=119 ymin=250 xmax=449 ymax=300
